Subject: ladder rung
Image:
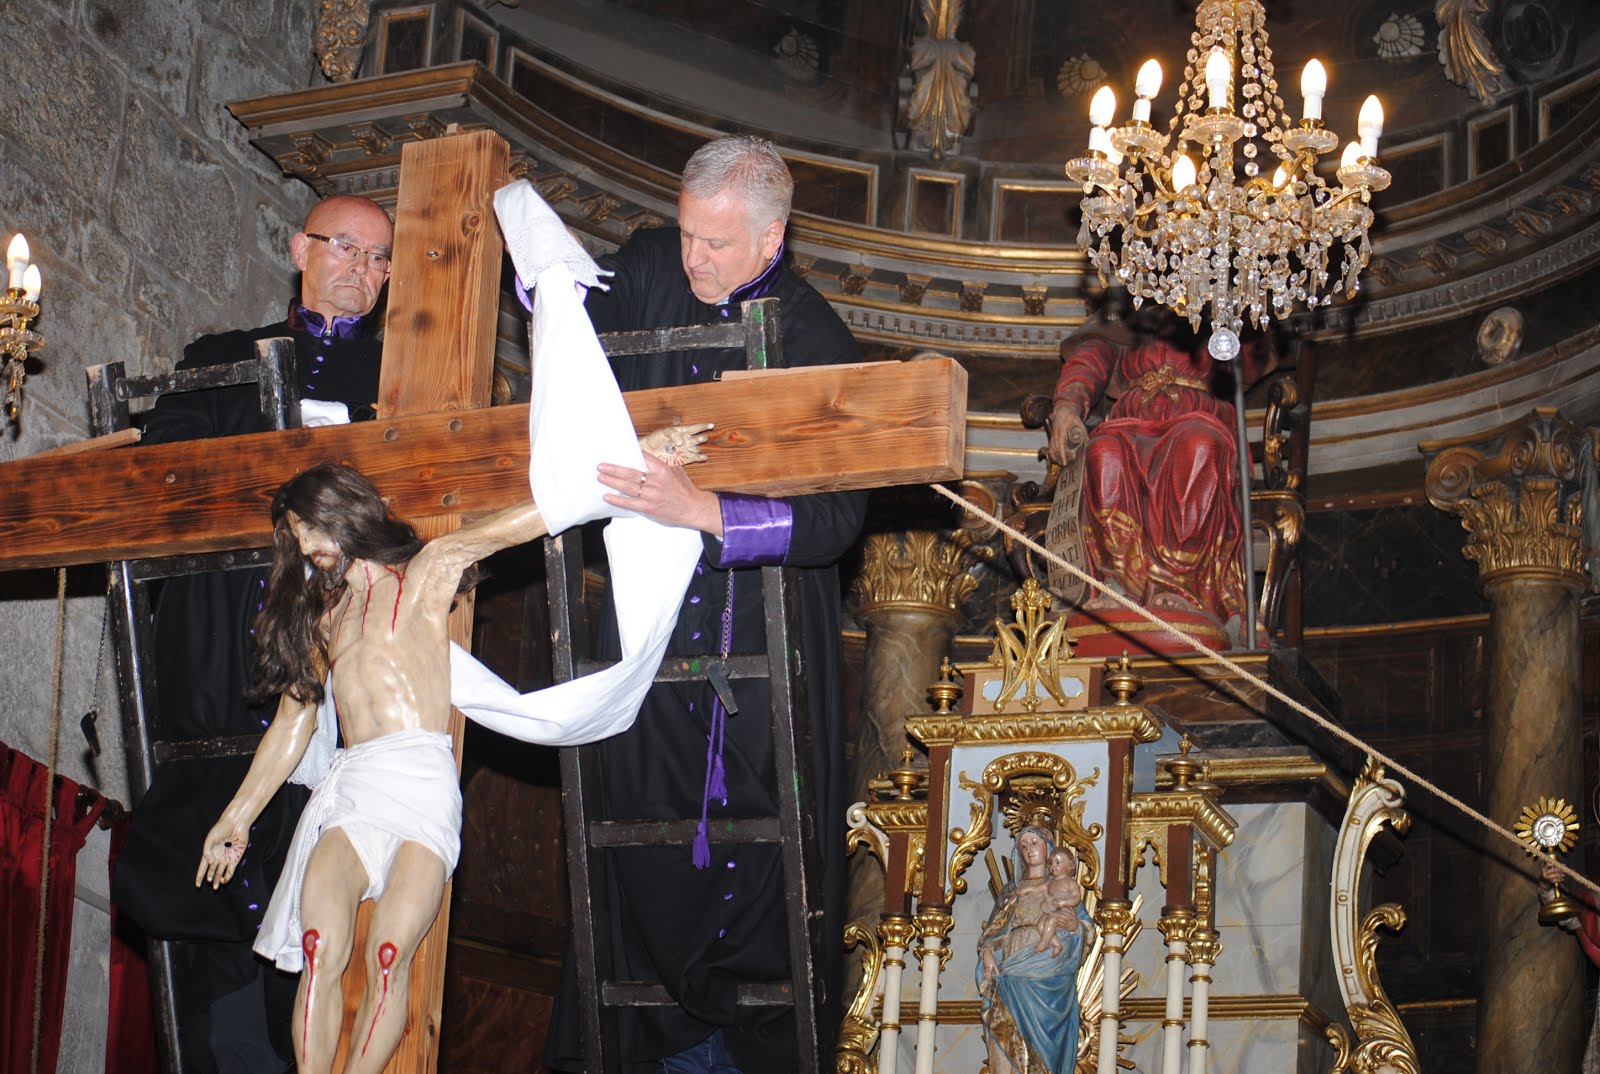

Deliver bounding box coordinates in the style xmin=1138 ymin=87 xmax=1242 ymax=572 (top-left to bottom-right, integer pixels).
xmin=588 ymin=817 xmax=782 ymax=847
xmin=575 ymin=654 xmax=771 ymax=682
xmin=154 ymin=733 xmax=264 ymax=764
xmin=601 ymin=981 xmax=792 ymax=1008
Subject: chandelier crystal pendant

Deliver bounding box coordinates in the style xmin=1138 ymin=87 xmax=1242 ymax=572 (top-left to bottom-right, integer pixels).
xmin=1065 ymin=0 xmax=1391 ymax=360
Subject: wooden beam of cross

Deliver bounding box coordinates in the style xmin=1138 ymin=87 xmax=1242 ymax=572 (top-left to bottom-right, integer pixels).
xmin=0 ymin=359 xmax=966 ymax=572
xmin=0 ymin=130 xmax=963 ymax=1072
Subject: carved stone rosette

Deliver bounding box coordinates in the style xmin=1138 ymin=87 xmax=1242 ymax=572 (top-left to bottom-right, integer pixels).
xmin=1422 ymin=407 xmax=1590 ymax=591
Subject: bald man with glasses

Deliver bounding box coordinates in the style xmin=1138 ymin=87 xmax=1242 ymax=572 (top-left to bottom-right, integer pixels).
xmin=113 ymin=195 xmax=396 ymax=1074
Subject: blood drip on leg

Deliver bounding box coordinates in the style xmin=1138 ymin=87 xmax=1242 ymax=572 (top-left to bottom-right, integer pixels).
xmin=300 ymin=929 xmax=321 ymax=1060
xmin=361 ymin=941 xmax=400 ymax=1057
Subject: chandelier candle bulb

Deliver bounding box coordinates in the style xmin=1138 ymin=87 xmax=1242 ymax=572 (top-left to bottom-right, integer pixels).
xmin=1133 ymin=60 xmax=1163 ymax=123
xmin=1301 ymin=60 xmax=1326 ymax=122
xmin=1205 ymin=47 xmax=1231 ymax=110
xmin=1089 ymin=85 xmax=1117 ymax=128
xmin=1170 ymin=153 xmax=1197 ymax=193
xmin=5 ymin=234 xmax=27 ymax=292
xmin=21 ymin=265 xmax=40 ymax=303
xmin=1358 ymin=95 xmax=1384 ymax=158
xmin=1341 ymin=141 xmax=1363 ymax=168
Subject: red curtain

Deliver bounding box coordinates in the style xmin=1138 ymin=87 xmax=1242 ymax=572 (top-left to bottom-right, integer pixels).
xmin=105 ymin=816 xmax=158 ymax=1074
xmin=0 ymin=742 xmax=104 ymax=1074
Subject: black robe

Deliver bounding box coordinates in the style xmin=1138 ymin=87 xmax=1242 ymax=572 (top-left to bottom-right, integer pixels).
xmin=546 ymin=228 xmax=866 ymax=1073
xmin=110 ymin=312 xmax=382 ymax=1073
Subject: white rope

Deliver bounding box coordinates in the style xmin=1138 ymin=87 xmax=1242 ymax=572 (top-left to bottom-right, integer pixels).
xmin=929 ymin=482 xmax=1600 ymax=902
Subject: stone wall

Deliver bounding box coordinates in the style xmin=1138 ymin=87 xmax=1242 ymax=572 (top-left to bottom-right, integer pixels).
xmin=0 ymin=0 xmax=321 ymax=1068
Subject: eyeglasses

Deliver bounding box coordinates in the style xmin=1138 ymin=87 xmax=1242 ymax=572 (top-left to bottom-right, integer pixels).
xmin=304 ymin=233 xmax=391 ymax=271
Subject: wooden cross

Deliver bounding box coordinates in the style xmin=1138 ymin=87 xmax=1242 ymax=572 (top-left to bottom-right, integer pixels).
xmin=0 ymin=130 xmax=963 ymax=1072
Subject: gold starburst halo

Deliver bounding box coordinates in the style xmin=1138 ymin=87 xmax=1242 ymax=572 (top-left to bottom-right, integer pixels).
xmin=1515 ymin=797 xmax=1579 ymax=856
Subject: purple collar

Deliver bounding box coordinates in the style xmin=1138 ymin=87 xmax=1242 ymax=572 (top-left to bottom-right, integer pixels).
xmin=719 ymin=240 xmax=785 ymax=308
xmin=288 ymin=302 xmax=370 ymax=341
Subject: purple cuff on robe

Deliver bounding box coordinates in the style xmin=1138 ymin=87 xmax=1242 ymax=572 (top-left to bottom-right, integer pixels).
xmin=716 ymin=494 xmax=793 ymax=568
xmin=513 ymin=273 xmax=588 ymax=312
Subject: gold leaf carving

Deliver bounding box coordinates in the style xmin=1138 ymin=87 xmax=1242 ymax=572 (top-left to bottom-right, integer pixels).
xmin=1423 ymin=410 xmax=1588 ymax=587
xmin=855 ymin=530 xmax=983 ymax=612
xmin=986 ymin=580 xmax=1075 ymax=713
xmin=1434 ymin=0 xmax=1512 ymax=104
xmin=315 ymin=0 xmax=372 ymax=83
xmin=835 ymin=923 xmax=882 ymax=1074
xmin=903 ymin=0 xmax=976 ymax=160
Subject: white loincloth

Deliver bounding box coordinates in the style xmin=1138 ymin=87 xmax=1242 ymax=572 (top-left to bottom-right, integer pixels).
xmin=253 ymin=729 xmax=461 ymax=973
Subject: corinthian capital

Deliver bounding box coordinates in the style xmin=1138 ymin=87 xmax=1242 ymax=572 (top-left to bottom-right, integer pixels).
xmin=1421 ymin=408 xmax=1592 ymax=589
xmin=855 ymin=530 xmax=983 ymax=615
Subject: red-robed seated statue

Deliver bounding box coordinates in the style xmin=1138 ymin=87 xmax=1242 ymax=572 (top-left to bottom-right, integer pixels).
xmin=1043 ymin=291 xmax=1270 ymax=655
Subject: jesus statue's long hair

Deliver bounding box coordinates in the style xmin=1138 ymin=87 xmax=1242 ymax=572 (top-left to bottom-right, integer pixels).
xmin=246 ymin=463 xmax=426 ymax=707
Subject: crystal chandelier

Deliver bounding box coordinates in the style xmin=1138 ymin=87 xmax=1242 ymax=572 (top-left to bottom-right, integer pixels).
xmin=1065 ymin=0 xmax=1391 ymax=360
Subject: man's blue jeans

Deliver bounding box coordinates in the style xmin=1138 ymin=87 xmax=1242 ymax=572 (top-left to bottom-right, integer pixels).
xmin=658 ymin=1030 xmax=743 ymax=1073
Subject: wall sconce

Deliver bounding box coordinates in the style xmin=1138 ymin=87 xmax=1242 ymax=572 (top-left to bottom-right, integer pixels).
xmin=1 ymin=232 xmax=44 ymax=425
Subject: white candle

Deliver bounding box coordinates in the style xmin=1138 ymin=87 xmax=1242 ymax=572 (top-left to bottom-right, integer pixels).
xmin=22 ymin=264 xmax=41 ymax=302
xmin=1205 ymin=48 xmax=1231 ymax=110
xmin=1171 ymin=153 xmax=1197 ymax=192
xmin=6 ymin=233 xmax=28 ymax=292
xmin=1133 ymin=60 xmax=1162 ymax=123
xmin=1301 ymin=60 xmax=1326 ymax=122
xmin=1358 ymin=95 xmax=1384 ymax=158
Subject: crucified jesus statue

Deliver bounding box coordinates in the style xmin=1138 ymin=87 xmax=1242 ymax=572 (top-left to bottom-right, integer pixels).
xmin=194 ymin=422 xmax=708 ymax=1074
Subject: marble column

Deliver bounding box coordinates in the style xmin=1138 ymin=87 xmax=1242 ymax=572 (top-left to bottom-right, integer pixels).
xmin=1423 ymin=409 xmax=1593 ymax=1074
xmin=846 ymin=531 xmax=977 ymax=951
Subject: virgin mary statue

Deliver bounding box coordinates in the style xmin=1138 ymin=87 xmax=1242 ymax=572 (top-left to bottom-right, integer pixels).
xmin=975 ymin=825 xmax=1096 ymax=1074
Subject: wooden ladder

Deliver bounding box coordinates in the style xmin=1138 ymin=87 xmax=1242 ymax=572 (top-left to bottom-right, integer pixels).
xmin=546 ymin=297 xmax=829 ymax=1072
xmin=88 ymin=340 xmax=298 ymax=1074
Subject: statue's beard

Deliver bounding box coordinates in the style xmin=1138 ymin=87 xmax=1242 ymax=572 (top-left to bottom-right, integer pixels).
xmin=314 ymin=554 xmax=351 ymax=591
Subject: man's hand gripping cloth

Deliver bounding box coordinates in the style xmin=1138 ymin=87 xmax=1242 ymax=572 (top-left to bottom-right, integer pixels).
xmin=446 ymin=181 xmax=703 ymax=745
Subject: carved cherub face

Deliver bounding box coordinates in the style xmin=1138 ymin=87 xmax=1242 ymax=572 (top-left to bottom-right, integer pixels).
xmin=1049 ymin=847 xmax=1077 ymax=879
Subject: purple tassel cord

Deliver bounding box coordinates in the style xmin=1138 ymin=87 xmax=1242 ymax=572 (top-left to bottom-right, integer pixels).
xmin=693 ymin=575 xmax=737 ymax=869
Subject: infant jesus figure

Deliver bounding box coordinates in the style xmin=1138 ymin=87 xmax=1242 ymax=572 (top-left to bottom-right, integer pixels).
xmin=195 ymin=421 xmax=708 ymax=1074
xmin=1032 ymin=846 xmax=1085 ymax=956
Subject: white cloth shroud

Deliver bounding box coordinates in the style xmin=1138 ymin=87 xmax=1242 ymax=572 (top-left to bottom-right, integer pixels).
xmin=281 ymin=181 xmax=703 ymax=791
xmin=446 ymin=182 xmax=703 ymax=745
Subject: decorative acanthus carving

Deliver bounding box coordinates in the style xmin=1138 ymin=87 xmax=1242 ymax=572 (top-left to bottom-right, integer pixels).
xmin=836 ymin=922 xmax=883 ymax=1074
xmin=902 ymin=0 xmax=977 ymax=160
xmin=1422 ymin=408 xmax=1589 ymax=587
xmin=1326 ymin=760 xmax=1420 ymax=1074
xmin=1434 ymin=0 xmax=1513 ymax=103
xmin=855 ymin=530 xmax=984 ymax=615
xmin=315 ymin=0 xmax=372 ymax=83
